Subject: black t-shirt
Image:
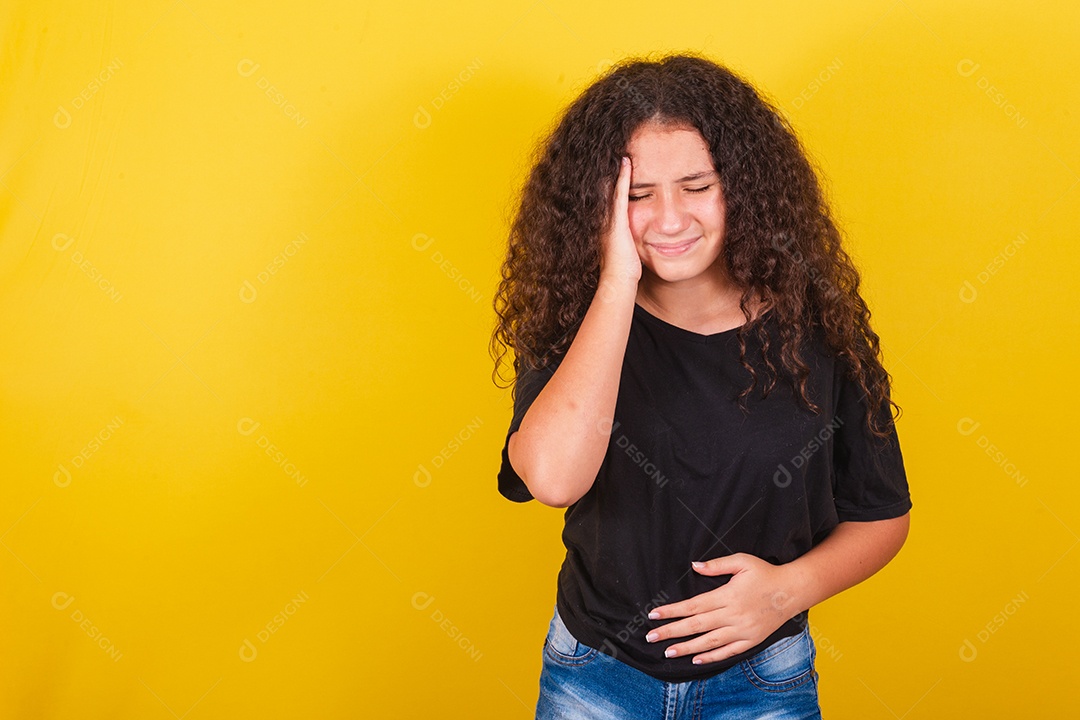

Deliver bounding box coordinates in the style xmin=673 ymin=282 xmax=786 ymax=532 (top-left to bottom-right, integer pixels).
xmin=498 ymin=301 xmax=912 ymax=683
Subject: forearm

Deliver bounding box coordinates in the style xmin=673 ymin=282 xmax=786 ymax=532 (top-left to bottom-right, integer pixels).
xmin=781 ymin=513 xmax=910 ymax=616
xmin=509 ymin=273 xmax=638 ymax=508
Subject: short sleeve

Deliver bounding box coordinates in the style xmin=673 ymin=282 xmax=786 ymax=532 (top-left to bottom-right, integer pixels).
xmin=831 ymin=361 xmax=913 ymax=522
xmin=497 ymin=359 xmax=561 ymax=503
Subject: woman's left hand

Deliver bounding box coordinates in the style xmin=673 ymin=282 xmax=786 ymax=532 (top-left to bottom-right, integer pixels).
xmin=644 ymin=553 xmax=802 ymax=665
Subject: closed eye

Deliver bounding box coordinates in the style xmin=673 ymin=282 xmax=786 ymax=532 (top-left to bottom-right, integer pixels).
xmin=627 ymin=184 xmax=714 ymax=202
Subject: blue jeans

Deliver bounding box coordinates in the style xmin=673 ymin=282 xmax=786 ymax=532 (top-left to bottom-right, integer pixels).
xmin=536 ymin=604 xmax=822 ymax=719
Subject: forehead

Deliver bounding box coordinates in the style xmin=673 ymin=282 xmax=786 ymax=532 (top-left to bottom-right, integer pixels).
xmin=626 ymin=123 xmax=713 ymax=172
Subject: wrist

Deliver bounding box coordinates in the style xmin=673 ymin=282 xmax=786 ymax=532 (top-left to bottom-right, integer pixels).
xmin=596 ymin=271 xmax=639 ymax=303
xmin=778 ymin=558 xmax=819 ymax=618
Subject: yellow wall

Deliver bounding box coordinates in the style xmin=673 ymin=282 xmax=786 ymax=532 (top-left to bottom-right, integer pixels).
xmin=1 ymin=1 xmax=1076 ymax=717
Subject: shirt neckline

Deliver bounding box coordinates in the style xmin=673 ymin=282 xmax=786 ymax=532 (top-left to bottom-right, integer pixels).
xmin=633 ymin=301 xmax=751 ymax=343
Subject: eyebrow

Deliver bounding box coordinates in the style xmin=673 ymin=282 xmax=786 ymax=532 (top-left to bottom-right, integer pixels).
xmin=629 ymin=170 xmax=718 ymax=190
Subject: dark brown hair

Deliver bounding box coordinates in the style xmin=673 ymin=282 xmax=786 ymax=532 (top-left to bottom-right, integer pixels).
xmin=490 ymin=52 xmax=901 ymax=438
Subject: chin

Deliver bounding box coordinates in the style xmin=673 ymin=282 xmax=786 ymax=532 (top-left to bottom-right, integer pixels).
xmin=642 ymin=263 xmax=704 ymax=283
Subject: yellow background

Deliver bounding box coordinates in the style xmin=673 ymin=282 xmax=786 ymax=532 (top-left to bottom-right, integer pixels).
xmin=1 ymin=1 xmax=1076 ymax=717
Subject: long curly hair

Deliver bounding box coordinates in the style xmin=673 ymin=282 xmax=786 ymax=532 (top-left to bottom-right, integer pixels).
xmin=490 ymin=52 xmax=901 ymax=439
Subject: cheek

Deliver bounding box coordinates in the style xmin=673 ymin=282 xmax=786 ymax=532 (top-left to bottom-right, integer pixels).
xmin=627 ymin=206 xmax=649 ymax=242
xmin=702 ymin=197 xmax=726 ymax=228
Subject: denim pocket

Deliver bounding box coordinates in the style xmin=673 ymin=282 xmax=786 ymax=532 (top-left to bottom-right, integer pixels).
xmin=740 ymin=625 xmax=817 ymax=692
xmin=543 ymin=604 xmax=600 ymax=666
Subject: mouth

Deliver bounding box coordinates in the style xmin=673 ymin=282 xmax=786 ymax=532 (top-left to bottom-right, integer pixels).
xmin=647 ymin=236 xmax=700 ymax=257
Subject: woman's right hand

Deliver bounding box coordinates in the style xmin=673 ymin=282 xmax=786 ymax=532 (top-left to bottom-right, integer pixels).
xmin=599 ymin=156 xmax=642 ymax=287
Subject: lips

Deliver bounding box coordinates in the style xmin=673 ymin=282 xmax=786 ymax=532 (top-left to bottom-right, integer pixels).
xmin=650 ymin=238 xmax=697 ymax=249
xmin=648 ymin=237 xmax=699 ymax=256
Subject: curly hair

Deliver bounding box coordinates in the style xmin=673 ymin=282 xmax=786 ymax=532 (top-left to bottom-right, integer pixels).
xmin=489 ymin=52 xmax=901 ymax=439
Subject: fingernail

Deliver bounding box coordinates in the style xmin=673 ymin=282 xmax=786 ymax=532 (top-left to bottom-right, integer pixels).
xmin=665 ymin=648 xmax=677 ymax=658
xmin=645 ymin=632 xmax=658 ymax=642
xmin=648 ymin=611 xmax=659 ymax=619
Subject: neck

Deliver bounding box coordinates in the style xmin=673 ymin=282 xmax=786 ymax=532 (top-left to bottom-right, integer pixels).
xmin=635 ymin=263 xmax=748 ymax=324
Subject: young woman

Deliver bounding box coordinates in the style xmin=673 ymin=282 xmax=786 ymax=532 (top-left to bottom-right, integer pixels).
xmin=490 ymin=53 xmax=912 ymax=719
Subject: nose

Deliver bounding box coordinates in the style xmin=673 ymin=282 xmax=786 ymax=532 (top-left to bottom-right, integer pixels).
xmin=653 ymin=190 xmax=691 ymax=236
